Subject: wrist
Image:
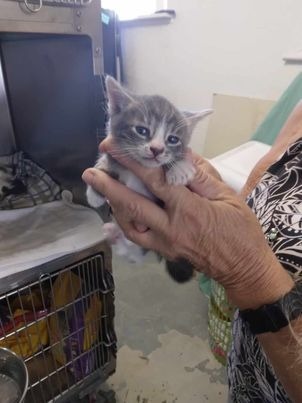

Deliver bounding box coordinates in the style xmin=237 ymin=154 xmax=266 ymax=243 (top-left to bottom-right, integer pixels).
xmin=226 ymin=259 xmax=294 ymax=310
xmin=239 ymin=281 xmax=302 ymax=335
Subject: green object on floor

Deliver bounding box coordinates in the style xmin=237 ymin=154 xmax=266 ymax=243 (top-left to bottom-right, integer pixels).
xmin=208 ymin=280 xmax=235 ymax=366
xmin=198 ymin=274 xmax=211 ymax=297
xmin=251 ymin=72 xmax=302 ymax=145
xmin=199 ymin=275 xmax=234 ymax=366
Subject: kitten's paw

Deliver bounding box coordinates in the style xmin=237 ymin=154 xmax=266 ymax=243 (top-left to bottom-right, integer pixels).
xmin=166 ymin=160 xmax=196 ymax=186
xmin=103 ymin=223 xmax=123 ymax=243
xmin=86 ymin=185 xmax=106 ymax=208
xmin=110 ymin=232 xmax=145 ymax=263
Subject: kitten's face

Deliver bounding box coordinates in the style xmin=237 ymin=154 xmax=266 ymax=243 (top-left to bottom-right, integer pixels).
xmin=105 ymin=77 xmax=211 ymax=168
xmin=110 ymin=96 xmax=189 ymax=168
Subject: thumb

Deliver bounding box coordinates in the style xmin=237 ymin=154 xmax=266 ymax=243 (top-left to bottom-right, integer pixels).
xmin=189 ymin=169 xmax=235 ymax=201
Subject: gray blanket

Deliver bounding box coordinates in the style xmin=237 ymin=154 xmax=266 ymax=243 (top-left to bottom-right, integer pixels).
xmin=0 ymin=152 xmax=61 ymax=209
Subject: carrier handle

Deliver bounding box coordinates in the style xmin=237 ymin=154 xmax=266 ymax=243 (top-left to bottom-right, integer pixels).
xmin=23 ymin=0 xmax=43 ymax=13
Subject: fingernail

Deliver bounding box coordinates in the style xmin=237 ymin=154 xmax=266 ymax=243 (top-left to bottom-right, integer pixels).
xmin=99 ymin=136 xmax=113 ymax=153
xmin=134 ymin=223 xmax=148 ymax=233
xmin=99 ymin=142 xmax=106 ymax=152
xmin=82 ymin=169 xmax=95 ymax=185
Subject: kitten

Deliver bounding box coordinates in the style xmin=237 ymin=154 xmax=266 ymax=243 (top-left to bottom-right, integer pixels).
xmin=86 ymin=76 xmax=212 ymax=282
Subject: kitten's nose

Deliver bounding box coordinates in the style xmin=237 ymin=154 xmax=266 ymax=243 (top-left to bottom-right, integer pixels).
xmin=150 ymin=146 xmax=164 ymax=157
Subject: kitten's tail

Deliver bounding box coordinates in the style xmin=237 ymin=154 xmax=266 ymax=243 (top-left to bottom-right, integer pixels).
xmin=165 ymin=259 xmax=195 ymax=283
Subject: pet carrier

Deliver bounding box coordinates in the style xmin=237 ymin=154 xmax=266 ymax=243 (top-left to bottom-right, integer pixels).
xmin=0 ymin=0 xmax=116 ymax=401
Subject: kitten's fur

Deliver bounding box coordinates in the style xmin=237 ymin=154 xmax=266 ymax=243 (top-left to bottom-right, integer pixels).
xmin=87 ymin=76 xmax=212 ymax=282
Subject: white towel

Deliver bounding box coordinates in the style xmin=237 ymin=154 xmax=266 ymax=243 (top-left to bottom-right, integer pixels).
xmin=209 ymin=141 xmax=271 ymax=192
xmin=0 ymin=197 xmax=106 ymax=279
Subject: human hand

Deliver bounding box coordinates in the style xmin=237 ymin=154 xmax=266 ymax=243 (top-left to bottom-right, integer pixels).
xmin=82 ymin=139 xmax=293 ymax=309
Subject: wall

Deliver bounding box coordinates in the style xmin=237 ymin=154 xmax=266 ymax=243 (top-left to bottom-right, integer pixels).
xmin=120 ymin=0 xmax=302 ymax=154
xmin=204 ymin=94 xmax=275 ymax=158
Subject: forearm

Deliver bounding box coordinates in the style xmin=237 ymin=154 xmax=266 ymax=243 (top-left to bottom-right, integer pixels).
xmin=227 ymin=259 xmax=302 ymax=402
xmin=258 ymin=319 xmax=302 ymax=402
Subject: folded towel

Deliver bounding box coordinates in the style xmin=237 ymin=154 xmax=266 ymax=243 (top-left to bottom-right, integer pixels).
xmin=0 ymin=197 xmax=106 ymax=279
xmin=0 ymin=151 xmax=61 ymax=210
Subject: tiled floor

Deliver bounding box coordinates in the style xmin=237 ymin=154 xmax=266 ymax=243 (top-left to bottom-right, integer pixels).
xmin=107 ymin=254 xmax=228 ymax=403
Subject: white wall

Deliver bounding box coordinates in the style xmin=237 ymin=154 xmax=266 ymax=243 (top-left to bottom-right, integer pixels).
xmin=120 ymin=0 xmax=302 ymax=153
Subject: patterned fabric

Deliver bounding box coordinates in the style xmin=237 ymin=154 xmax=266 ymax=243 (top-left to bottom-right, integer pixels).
xmin=228 ymin=137 xmax=302 ymax=402
xmin=0 ymin=152 xmax=61 ymax=210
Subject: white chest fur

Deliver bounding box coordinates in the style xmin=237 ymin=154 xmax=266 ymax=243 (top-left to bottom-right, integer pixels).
xmin=119 ymin=169 xmax=155 ymax=201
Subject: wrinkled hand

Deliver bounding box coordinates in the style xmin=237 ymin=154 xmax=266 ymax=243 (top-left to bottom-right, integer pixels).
xmin=82 ymin=138 xmax=293 ymax=309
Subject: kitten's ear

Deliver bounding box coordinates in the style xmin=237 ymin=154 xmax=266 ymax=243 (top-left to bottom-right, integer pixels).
xmin=183 ymin=109 xmax=213 ymax=131
xmin=105 ymin=76 xmax=135 ymax=115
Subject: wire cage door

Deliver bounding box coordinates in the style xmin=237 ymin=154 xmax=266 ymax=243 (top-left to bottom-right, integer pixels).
xmin=0 ymin=252 xmax=116 ymax=402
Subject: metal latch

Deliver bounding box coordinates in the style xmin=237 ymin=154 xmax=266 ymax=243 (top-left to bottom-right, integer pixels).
xmin=21 ymin=0 xmax=92 ymax=13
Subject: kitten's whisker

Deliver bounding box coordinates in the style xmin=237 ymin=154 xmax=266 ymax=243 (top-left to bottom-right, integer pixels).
xmin=165 ymin=160 xmax=176 ymax=170
xmin=105 ymin=144 xmax=138 ymax=152
xmin=111 ymin=146 xmax=140 ymax=154
xmin=108 ymin=149 xmax=138 ymax=158
xmin=109 ymin=151 xmax=134 ymax=158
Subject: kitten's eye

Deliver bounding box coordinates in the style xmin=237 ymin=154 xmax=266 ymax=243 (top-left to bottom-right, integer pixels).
xmin=167 ymin=135 xmax=180 ymax=145
xmin=134 ymin=126 xmax=150 ymax=137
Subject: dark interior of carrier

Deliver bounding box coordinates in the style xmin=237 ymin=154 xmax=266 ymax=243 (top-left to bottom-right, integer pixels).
xmin=0 ymin=32 xmax=106 ymax=204
xmin=0 ymin=15 xmax=118 ymax=402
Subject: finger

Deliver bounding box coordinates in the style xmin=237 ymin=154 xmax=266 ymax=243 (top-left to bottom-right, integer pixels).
xmin=101 ymin=137 xmax=177 ymax=202
xmin=191 ymin=151 xmax=212 ymax=171
xmin=99 ymin=136 xmax=114 ymax=153
xmin=134 ymin=222 xmax=149 ymax=232
xmin=82 ymin=168 xmax=169 ymax=229
xmin=191 ymin=152 xmax=207 ymax=166
xmin=188 ymin=167 xmax=235 ymax=201
xmin=113 ymin=214 xmax=163 ymax=253
xmin=99 ymin=136 xmax=112 ymax=153
xmin=191 ymin=153 xmax=222 ymax=181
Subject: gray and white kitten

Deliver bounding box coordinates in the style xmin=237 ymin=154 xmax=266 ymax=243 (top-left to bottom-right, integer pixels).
xmin=87 ymin=76 xmax=212 ymax=282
